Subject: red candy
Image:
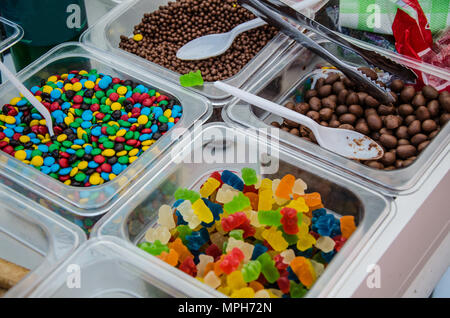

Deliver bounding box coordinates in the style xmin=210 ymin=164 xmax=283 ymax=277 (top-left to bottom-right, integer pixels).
xmin=221 ymin=212 xmax=248 ymax=232
xmin=237 ymin=219 xmax=255 ymax=239
xmin=280 ymin=207 xmax=299 ymax=235
xmin=94 ymin=155 xmax=105 ymax=164
xmin=179 ymin=257 xmax=197 ymax=277
xmin=205 ymin=244 xmax=222 ymax=261
xmin=219 ymin=247 xmax=244 ymax=274
xmin=277 ymin=277 xmax=290 ymax=294
xmin=73 ymin=95 xmax=83 ymax=104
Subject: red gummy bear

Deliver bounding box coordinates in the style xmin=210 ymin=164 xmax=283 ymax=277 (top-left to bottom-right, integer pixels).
xmin=332 ymin=235 xmax=347 ymax=252
xmin=219 ymin=247 xmax=244 ymax=274
xmin=205 ymin=243 xmax=222 ymax=261
xmin=277 ymin=276 xmax=290 ymax=294
xmin=210 ymin=171 xmax=223 ymax=186
xmin=221 ymin=212 xmax=248 ymax=232
xmin=179 ymin=257 xmax=197 ymax=277
xmin=237 ymin=219 xmax=256 ymax=238
xmin=274 ymin=254 xmax=289 ymax=272
xmin=280 ymin=207 xmax=299 ymax=235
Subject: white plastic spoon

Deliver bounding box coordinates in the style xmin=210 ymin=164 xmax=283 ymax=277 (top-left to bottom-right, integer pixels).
xmin=214 ymin=81 xmax=384 ymax=160
xmin=176 ymin=0 xmax=320 ymax=60
xmin=0 ymin=61 xmax=54 ymax=136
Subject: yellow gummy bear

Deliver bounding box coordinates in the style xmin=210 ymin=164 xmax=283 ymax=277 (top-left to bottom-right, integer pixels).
xmin=286 ymin=197 xmax=309 ymax=213
xmin=192 ymin=198 xmax=214 ymax=223
xmin=200 ymin=177 xmax=221 ymax=197
xmin=262 ymin=227 xmax=288 ymax=252
xmin=227 ymin=271 xmax=247 ymax=291
xmin=231 ymin=287 xmax=255 ymax=298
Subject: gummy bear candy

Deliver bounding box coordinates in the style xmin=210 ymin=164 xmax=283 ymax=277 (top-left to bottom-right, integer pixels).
xmin=292 ymin=178 xmax=307 ymax=195
xmin=200 ymin=177 xmax=221 ymax=197
xmin=223 ymin=192 xmax=251 ymax=214
xmin=158 ymin=204 xmax=176 ymax=229
xmin=258 ymin=178 xmax=273 ymax=211
xmin=179 ymin=257 xmax=198 ymax=277
xmin=176 ymin=225 xmax=192 ymax=244
xmin=340 ymin=215 xmax=356 ymax=239
xmin=286 ymin=197 xmax=309 ymax=213
xmin=244 ymin=192 xmax=259 ymax=211
xmin=277 ymin=276 xmax=290 ymax=294
xmin=257 ymin=252 xmax=280 ymax=284
xmin=179 ymin=70 xmax=204 ymax=87
xmin=231 ymin=287 xmax=255 ymax=298
xmin=196 ymin=254 xmax=214 ymax=278
xmin=176 ymin=200 xmax=201 ymax=229
xmin=290 ymin=256 xmax=316 ymax=289
xmin=275 ymin=174 xmax=296 ymax=199
xmin=138 ymin=240 xmax=169 ymax=256
xmin=242 ymin=260 xmax=262 ymax=283
xmin=262 ymin=226 xmax=289 ymax=252
xmin=314 ymin=236 xmax=335 ymax=253
xmin=192 ymin=198 xmax=214 ymax=223
xmin=290 ymin=281 xmax=307 ymax=298
xmin=216 ymin=187 xmax=239 ymax=204
xmin=241 ymin=168 xmax=258 ymax=186
xmin=174 ymin=188 xmax=201 ymax=204
xmin=251 ymin=244 xmax=268 ymax=260
xmin=227 ymin=270 xmax=247 ymax=290
xmin=169 ymin=238 xmax=194 ymax=263
xmin=158 ymin=248 xmax=179 ymax=266
xmin=219 ymin=247 xmax=245 ymax=275
xmin=258 ymin=210 xmax=282 ymax=226
xmin=204 ymin=270 xmax=221 ymax=289
xmin=221 ymin=170 xmax=244 ymax=191
xmin=280 ymin=207 xmax=299 ymax=235
xmin=221 ymin=212 xmax=248 ymax=232
xmin=145 ymin=226 xmax=171 ymax=244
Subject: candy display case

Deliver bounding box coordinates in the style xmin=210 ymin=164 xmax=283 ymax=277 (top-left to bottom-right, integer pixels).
xmin=223 ymin=38 xmax=450 ymax=195
xmin=0 ymin=183 xmax=86 ymax=298
xmin=92 ymin=123 xmax=393 ymax=298
xmin=80 ymin=0 xmax=329 ymax=106
xmin=0 ymin=42 xmax=212 ymax=223
xmin=25 ymin=237 xmax=220 ymax=298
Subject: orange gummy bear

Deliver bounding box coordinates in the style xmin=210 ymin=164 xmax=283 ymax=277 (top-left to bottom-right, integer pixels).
xmin=214 ymin=255 xmax=225 ymax=277
xmin=204 ymin=262 xmax=215 ymax=277
xmin=290 ymin=256 xmax=316 ymax=289
xmin=244 ymin=192 xmax=259 ymax=211
xmin=275 ymin=174 xmax=296 ymax=199
xmin=340 ymin=215 xmax=356 ymax=239
xmin=158 ymin=248 xmax=179 ymax=266
xmin=168 ymin=238 xmax=193 ymax=263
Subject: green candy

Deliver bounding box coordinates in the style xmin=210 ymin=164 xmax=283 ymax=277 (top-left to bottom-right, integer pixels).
xmin=49 ymin=144 xmax=59 ymax=152
xmin=159 ymin=100 xmax=168 ymax=106
xmin=229 ymin=229 xmax=244 ymax=241
xmin=176 ymin=225 xmax=192 ymax=244
xmin=258 ymin=210 xmax=282 ymax=226
xmin=124 ymin=145 xmax=133 ymax=151
xmin=133 ymin=131 xmax=140 ymax=140
xmin=179 ymin=70 xmax=204 ymax=87
xmin=158 ymin=115 xmax=168 ymax=123
xmin=75 ymin=149 xmax=85 ymax=158
xmin=91 ymin=148 xmax=102 ymax=156
xmin=256 ymin=252 xmax=279 ymax=284
xmin=290 ymin=281 xmax=307 ymax=298
xmin=62 ymin=140 xmax=73 ymax=148
xmin=119 ymin=120 xmax=131 ymax=128
xmin=241 ymin=261 xmax=262 ymax=283
xmin=95 ymin=91 xmax=105 ymax=98
xmin=223 ymin=192 xmax=250 ymax=214
xmin=174 ymin=188 xmax=200 ymax=204
xmin=241 ymin=167 xmax=258 ymax=186
xmin=148 ymin=89 xmax=156 ymax=96
xmin=118 ymin=156 xmax=129 ymax=164
xmin=31 ymin=149 xmax=42 ymax=157
xmin=138 ymin=240 xmax=169 ymax=256
xmin=14 ymin=145 xmax=24 ymax=151
xmin=74 ymin=172 xmax=86 ymax=182
xmin=103 ymin=140 xmax=114 ymax=149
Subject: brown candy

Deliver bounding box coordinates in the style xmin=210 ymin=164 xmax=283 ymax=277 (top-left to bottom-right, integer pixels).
xmin=422 ymin=85 xmax=439 ymax=100
xmin=396 ymin=145 xmax=417 ymax=159
xmin=400 ymin=86 xmax=416 ymax=103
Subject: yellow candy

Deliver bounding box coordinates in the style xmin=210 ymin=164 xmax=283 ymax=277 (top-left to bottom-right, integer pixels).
xmin=231 ymin=287 xmax=255 ymax=298
xmin=19 ymin=135 xmax=30 ymax=143
xmin=64 ymin=83 xmax=73 ymax=91
xmin=79 ymin=70 xmax=88 ymax=75
xmin=47 ymin=76 xmax=58 ymax=82
xmin=262 ymin=227 xmax=288 ymax=252
xmin=78 ymin=161 xmax=88 ymax=170
xmin=30 ymin=156 xmax=44 ymax=166
xmin=84 ymin=81 xmax=95 ymax=89
xmin=64 ymin=180 xmax=71 ymax=186
xmin=128 ymin=148 xmax=139 ymax=157
xmin=57 ymin=134 xmax=67 ymax=142
xmin=89 ymin=173 xmax=101 ymax=185
xmin=109 ymin=173 xmax=117 ymax=180
xmin=227 ymin=271 xmax=247 ymax=290
xmin=70 ymin=167 xmax=79 ymax=177
xmin=61 ymin=73 xmax=68 ymax=79
xmin=111 ymin=102 xmax=121 ymax=111
xmin=42 ymin=85 xmax=53 ymax=94
xmin=102 ymin=149 xmax=115 ymax=157
xmin=9 ymin=97 xmax=21 ymax=105
xmin=116 ymin=129 xmax=126 ymax=137
xmin=168 ymin=117 xmax=174 ymax=123
xmin=14 ymin=150 xmax=27 ymax=161
xmin=141 ymin=140 xmax=155 ymax=146
xmin=133 ymin=34 xmax=143 ymax=41
xmin=4 ymin=116 xmax=15 ymax=124
xmin=142 ymin=146 xmax=150 ymax=151
xmin=117 ymin=86 xmax=127 ymax=95
xmin=137 ymin=115 xmax=148 ymax=125
xmin=116 ymin=150 xmax=127 ymax=157
xmin=129 ymin=156 xmax=138 ymax=164
xmin=72 ymin=82 xmax=82 ymax=92
xmin=163 ymin=109 xmax=172 ymax=117
xmin=64 ymin=117 xmax=73 ymax=125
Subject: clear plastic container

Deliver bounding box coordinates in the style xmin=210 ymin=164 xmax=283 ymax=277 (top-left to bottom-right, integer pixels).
xmin=0 ymin=183 xmax=86 ymax=298
xmin=223 ymin=36 xmax=450 ymax=195
xmin=80 ymin=0 xmax=329 ymax=106
xmin=0 ymin=42 xmax=212 ymax=219
xmin=26 ymin=236 xmax=223 ymax=297
xmin=0 ymin=17 xmax=24 ymax=54
xmin=92 ymin=123 xmax=393 ymax=298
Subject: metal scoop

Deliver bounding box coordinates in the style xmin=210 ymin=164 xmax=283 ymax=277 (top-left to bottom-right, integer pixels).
xmin=215 ymin=81 xmax=384 ymax=160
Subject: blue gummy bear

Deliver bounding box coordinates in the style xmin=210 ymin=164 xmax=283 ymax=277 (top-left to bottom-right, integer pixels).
xmin=175 ymin=210 xmax=188 ymax=226
xmin=251 ymin=244 xmax=268 ymax=260
xmin=315 ymin=214 xmax=337 ymax=237
xmin=294 ymin=247 xmax=314 ymax=258
xmin=201 ymin=198 xmax=223 ymax=227
xmin=186 ymin=229 xmax=209 ymax=251
xmin=221 ymin=170 xmax=244 ymax=191
xmin=312 ymin=208 xmax=326 ymax=217
xmin=173 ymin=199 xmax=184 ymax=208
xmin=321 ymin=250 xmax=336 ymax=263
xmin=286 ymin=266 xmax=300 ymax=283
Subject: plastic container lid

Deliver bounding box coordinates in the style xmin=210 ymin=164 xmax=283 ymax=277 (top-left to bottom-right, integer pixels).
xmin=0 ymin=183 xmax=86 ymax=297
xmin=0 ymin=17 xmax=24 ymax=53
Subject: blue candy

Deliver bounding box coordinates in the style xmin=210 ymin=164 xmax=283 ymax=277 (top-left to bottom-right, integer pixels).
xmin=221 ymin=170 xmax=244 ymax=191
xmin=251 ymin=243 xmax=268 ymax=260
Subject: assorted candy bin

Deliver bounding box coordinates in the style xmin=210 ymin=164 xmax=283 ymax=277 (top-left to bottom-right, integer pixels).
xmin=138 ymin=168 xmax=357 ymax=298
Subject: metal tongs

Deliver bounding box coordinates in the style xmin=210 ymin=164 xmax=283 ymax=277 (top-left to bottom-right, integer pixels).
xmin=238 ymin=0 xmax=417 ymax=104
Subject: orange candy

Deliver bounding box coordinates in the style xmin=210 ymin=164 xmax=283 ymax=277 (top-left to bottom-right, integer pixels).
xmin=244 ymin=192 xmax=259 ymax=211
xmin=290 ymin=256 xmax=316 ymax=289
xmin=214 ymin=255 xmax=225 ymax=277
xmin=340 ymin=215 xmax=356 ymax=239
xmin=303 ymin=192 xmax=322 ymax=207
xmin=203 ymin=262 xmax=215 ymax=277
xmin=249 ymin=280 xmax=264 ymax=292
xmin=275 ymin=174 xmax=296 ymax=199
xmin=158 ymin=248 xmax=179 ymax=266
xmin=168 ymin=238 xmax=193 ymax=263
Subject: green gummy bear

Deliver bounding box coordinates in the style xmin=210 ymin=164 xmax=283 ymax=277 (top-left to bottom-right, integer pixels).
xmin=174 ymin=188 xmax=200 ymax=204
xmin=241 ymin=260 xmax=262 ymax=283
xmin=179 ymin=70 xmax=204 ymax=87
xmin=241 ymin=168 xmax=258 ymax=186
xmin=138 ymin=240 xmax=169 ymax=256
xmin=256 ymin=252 xmax=279 ymax=284
xmin=290 ymin=281 xmax=308 ymax=298
xmin=229 ymin=229 xmax=244 ymax=241
xmin=258 ymin=210 xmax=282 ymax=226
xmin=176 ymin=225 xmax=192 ymax=244
xmin=281 ymin=228 xmax=299 ymax=246
xmin=223 ymin=192 xmax=251 ymax=214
